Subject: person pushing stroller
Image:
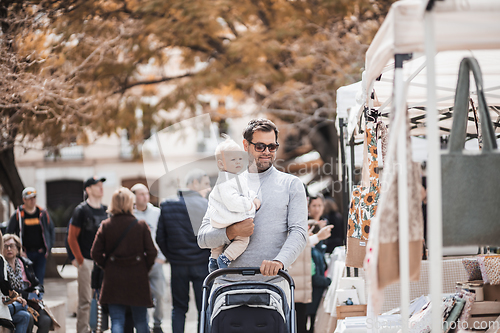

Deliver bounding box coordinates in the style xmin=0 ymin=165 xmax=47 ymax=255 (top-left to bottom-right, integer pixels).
xmin=198 ymin=118 xmax=308 ymax=285
xmin=207 ymin=135 xmax=261 ymax=273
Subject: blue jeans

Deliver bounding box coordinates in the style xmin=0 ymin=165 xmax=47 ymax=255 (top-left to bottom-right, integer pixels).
xmin=26 ymin=250 xmax=47 ymax=285
xmin=170 ymin=263 xmax=208 ymax=333
xmin=108 ymin=304 xmax=148 ymax=333
xmin=149 ymin=262 xmax=166 ymax=328
xmin=9 ymin=302 xmax=31 ymax=333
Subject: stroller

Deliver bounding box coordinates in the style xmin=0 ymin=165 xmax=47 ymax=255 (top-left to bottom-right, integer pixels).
xmin=200 ymin=267 xmax=296 ymax=333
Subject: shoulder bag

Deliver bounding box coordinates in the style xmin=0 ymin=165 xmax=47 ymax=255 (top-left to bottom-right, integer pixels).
xmin=441 ymin=57 xmax=500 ymax=247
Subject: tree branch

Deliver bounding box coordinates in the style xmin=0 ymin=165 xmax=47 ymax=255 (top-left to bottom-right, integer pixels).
xmin=112 ymin=72 xmax=194 ymax=94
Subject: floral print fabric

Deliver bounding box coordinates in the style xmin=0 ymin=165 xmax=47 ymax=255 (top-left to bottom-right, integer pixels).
xmin=347 ymin=123 xmax=380 ymax=241
xmin=462 ymin=258 xmax=482 ymax=281
xmin=478 ymin=254 xmax=500 ymax=285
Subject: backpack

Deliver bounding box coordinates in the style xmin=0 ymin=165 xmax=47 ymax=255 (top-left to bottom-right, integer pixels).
xmin=63 ymin=203 xmax=107 ymax=266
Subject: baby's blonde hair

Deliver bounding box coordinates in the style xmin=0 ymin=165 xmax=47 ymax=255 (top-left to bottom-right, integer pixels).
xmin=215 ymin=135 xmax=242 ymax=162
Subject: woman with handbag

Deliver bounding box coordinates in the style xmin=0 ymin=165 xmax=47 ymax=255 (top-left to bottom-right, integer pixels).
xmin=1 ymin=234 xmax=37 ymax=333
xmin=91 ymin=187 xmax=157 ymax=333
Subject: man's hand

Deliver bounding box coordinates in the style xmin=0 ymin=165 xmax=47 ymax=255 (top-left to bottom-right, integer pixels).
xmin=226 ymin=218 xmax=254 ymax=240
xmin=260 ymin=260 xmax=283 ymax=276
xmin=72 ymin=259 xmax=79 ymax=268
xmin=317 ymin=225 xmax=334 ymax=241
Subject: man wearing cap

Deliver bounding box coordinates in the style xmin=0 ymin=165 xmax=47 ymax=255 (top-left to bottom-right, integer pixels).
xmin=7 ymin=186 xmax=55 ymax=285
xmin=131 ymin=183 xmax=165 ymax=333
xmin=68 ymin=176 xmax=108 ymax=333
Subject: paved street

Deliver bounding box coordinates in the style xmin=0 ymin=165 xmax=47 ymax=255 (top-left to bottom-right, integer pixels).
xmin=44 ymin=263 xmax=200 ymax=333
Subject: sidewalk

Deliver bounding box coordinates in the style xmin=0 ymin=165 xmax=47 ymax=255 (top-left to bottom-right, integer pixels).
xmin=44 ymin=263 xmax=199 ymax=333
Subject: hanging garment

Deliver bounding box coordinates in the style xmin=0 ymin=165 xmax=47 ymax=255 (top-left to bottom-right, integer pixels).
xmin=441 ymin=57 xmax=500 ymax=247
xmin=345 ymin=120 xmax=387 ymax=268
xmin=364 ymin=107 xmax=424 ymax=312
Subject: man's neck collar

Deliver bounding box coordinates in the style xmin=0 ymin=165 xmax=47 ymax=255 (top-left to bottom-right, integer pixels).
xmin=86 ymin=198 xmax=102 ymax=209
xmin=179 ymin=189 xmax=202 ymax=196
xmin=136 ymin=203 xmax=148 ymax=212
xmin=23 ymin=205 xmax=37 ymax=214
xmin=248 ymin=165 xmax=274 ymax=174
xmin=248 ymin=165 xmax=274 ymax=175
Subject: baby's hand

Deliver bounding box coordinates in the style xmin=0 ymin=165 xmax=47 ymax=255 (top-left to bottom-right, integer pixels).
xmin=253 ymin=198 xmax=261 ymax=211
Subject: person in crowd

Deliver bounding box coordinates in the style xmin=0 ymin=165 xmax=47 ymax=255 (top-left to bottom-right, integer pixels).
xmin=68 ymin=176 xmax=108 ymax=333
xmin=289 ymin=231 xmax=313 ymax=333
xmin=322 ymin=196 xmax=345 ymax=253
xmin=306 ymin=221 xmax=332 ymax=333
xmin=198 ymin=118 xmax=308 ymax=302
xmin=308 ymin=193 xmax=342 ymax=254
xmin=7 ymin=187 xmax=55 ymax=285
xmin=206 ymin=136 xmax=261 ymax=272
xmin=0 ymin=232 xmax=31 ymax=333
xmin=289 ymin=190 xmax=333 ymax=333
xmin=308 ymin=193 xmax=327 ymax=229
xmin=131 ymin=183 xmax=165 ymax=333
xmin=91 ymin=187 xmax=157 ymax=333
xmin=156 ymin=169 xmax=211 ymax=333
xmin=2 ymin=234 xmax=53 ymax=333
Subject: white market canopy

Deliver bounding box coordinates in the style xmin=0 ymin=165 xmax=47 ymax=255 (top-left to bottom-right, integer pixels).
xmin=335 ymin=1 xmax=500 ymax=332
xmin=338 ymin=0 xmax=500 ymax=140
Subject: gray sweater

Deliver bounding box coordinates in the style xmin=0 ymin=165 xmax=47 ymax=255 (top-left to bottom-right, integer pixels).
xmin=198 ymin=166 xmax=308 ymax=282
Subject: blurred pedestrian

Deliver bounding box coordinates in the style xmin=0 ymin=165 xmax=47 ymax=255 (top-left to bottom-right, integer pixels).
xmin=68 ymin=176 xmax=108 ymax=333
xmin=3 ymin=234 xmax=54 ymax=333
xmin=308 ymin=193 xmax=343 ymax=254
xmin=131 ymin=183 xmax=165 ymax=333
xmin=289 ymin=218 xmax=332 ymax=333
xmin=0 ymin=232 xmax=31 ymax=333
xmin=6 ymin=187 xmax=55 ymax=285
xmin=308 ymin=193 xmax=327 ymax=228
xmin=322 ymin=196 xmax=344 ymax=253
xmin=156 ymin=169 xmax=211 ymax=333
xmin=306 ymin=221 xmax=332 ymax=333
xmin=91 ymin=187 xmax=157 ymax=333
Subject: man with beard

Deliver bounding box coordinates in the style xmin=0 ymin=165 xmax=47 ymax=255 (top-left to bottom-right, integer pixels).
xmin=197 ymin=118 xmax=308 ymax=301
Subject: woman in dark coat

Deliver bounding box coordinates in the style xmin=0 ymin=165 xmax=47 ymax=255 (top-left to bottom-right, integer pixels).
xmin=91 ymin=187 xmax=157 ymax=333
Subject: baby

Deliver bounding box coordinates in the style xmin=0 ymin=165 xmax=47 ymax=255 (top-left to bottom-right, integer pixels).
xmin=207 ymin=136 xmax=261 ymax=272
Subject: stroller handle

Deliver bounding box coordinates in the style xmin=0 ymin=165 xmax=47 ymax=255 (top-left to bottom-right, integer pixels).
xmin=200 ymin=267 xmax=296 ymax=333
xmin=202 ymin=267 xmax=295 ymax=289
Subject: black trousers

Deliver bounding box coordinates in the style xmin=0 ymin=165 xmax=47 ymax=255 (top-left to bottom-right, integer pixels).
xmin=295 ymin=302 xmax=308 ymax=333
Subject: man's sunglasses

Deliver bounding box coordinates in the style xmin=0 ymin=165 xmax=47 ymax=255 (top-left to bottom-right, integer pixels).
xmin=248 ymin=141 xmax=279 ymax=152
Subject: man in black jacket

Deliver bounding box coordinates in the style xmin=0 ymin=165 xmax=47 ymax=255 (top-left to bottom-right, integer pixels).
xmin=156 ymin=169 xmax=211 ymax=333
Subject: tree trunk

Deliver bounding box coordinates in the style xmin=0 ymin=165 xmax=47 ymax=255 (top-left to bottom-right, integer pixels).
xmin=0 ymin=147 xmax=24 ymax=208
xmin=308 ymin=120 xmax=343 ymax=212
xmin=0 ymin=148 xmax=61 ymax=278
